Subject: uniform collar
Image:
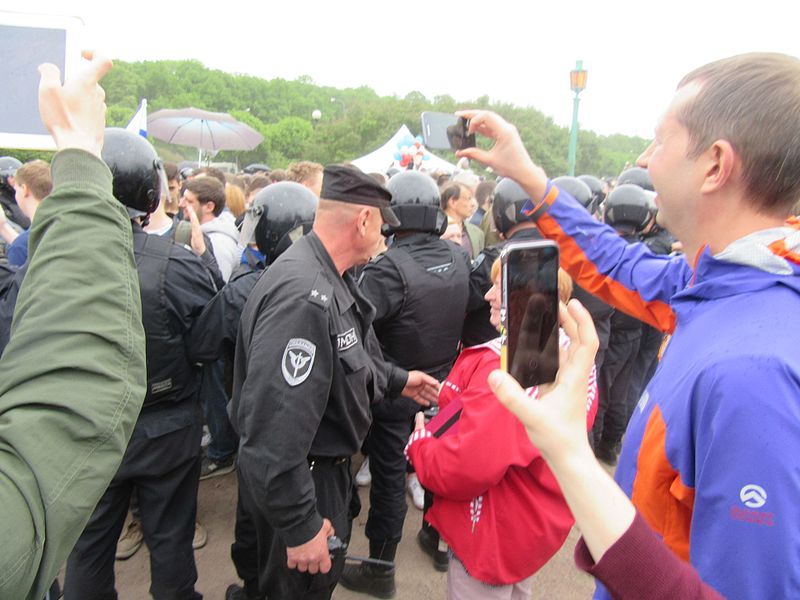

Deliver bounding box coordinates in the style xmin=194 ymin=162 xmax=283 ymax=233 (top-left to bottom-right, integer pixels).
xmin=305 ymin=231 xmax=366 ymax=317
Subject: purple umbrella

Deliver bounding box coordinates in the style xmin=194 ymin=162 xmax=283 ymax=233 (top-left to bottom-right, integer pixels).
xmin=147 ymin=107 xmax=264 ymax=154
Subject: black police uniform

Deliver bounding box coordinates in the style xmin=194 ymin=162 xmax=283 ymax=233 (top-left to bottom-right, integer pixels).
xmin=357 ymin=233 xmax=470 ymax=551
xmin=231 ymin=231 xmax=407 ymax=600
xmin=462 ymin=227 xmax=543 ymax=347
xmin=64 ymin=225 xmax=215 ymax=600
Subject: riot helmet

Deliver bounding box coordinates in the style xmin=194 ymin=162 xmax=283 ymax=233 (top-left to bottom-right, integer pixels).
xmin=0 ymin=156 xmax=22 ymax=195
xmin=491 ymin=177 xmax=535 ymax=235
xmin=383 ymin=170 xmax=446 ymax=235
xmin=101 ymin=128 xmax=167 ymax=217
xmin=553 ymin=176 xmax=593 ymax=210
xmin=577 ymin=174 xmax=606 ymax=213
xmin=239 ymin=182 xmax=318 ymax=264
xmin=603 ymin=184 xmax=654 ymax=235
xmin=616 ymin=167 xmax=654 ymax=191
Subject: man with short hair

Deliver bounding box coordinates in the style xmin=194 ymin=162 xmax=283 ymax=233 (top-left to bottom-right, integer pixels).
xmin=456 ymin=53 xmax=800 ymax=600
xmin=0 ymin=160 xmax=52 ymax=267
xmin=469 ymin=179 xmax=495 ymax=227
xmin=181 ymin=177 xmax=239 ymax=282
xmin=287 ymin=161 xmax=324 ymax=198
xmin=441 ymin=183 xmax=484 ymax=259
xmin=231 ymin=165 xmax=439 ymax=600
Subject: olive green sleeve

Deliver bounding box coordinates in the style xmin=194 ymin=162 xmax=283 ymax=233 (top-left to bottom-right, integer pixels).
xmin=0 ymin=149 xmax=146 ymax=599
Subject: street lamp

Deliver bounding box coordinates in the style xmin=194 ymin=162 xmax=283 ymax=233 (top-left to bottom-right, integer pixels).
xmin=330 ymin=97 xmax=345 ymax=115
xmin=567 ymin=60 xmax=588 ymax=176
xmin=311 ymin=109 xmax=321 ymax=128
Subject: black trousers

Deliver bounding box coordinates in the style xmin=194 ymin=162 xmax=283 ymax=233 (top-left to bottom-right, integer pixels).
xmin=239 ymin=458 xmax=353 ymax=600
xmin=231 ymin=486 xmax=262 ymax=597
xmin=64 ymin=406 xmax=202 ymax=600
xmin=594 ymin=327 xmax=641 ymax=450
xmin=363 ymin=395 xmax=418 ymax=545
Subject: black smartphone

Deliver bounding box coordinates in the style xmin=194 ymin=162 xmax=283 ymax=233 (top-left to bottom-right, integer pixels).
xmin=420 ymin=112 xmax=476 ymax=151
xmin=500 ymin=240 xmax=560 ymax=387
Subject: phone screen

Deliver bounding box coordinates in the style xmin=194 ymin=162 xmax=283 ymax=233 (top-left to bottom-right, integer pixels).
xmin=0 ymin=12 xmax=83 ymax=150
xmin=502 ymin=240 xmax=559 ymax=387
xmin=420 ymin=112 xmax=476 ymax=151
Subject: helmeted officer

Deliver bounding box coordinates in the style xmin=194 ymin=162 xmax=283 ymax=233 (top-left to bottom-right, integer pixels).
xmin=230 ymin=165 xmax=439 ymax=600
xmin=592 ymin=184 xmax=655 ymax=464
xmin=462 ymin=177 xmax=545 ymax=348
xmin=64 ymin=129 xmax=216 ymax=600
xmin=340 ymin=171 xmax=471 ymax=597
xmin=189 ymin=182 xmax=318 ymax=600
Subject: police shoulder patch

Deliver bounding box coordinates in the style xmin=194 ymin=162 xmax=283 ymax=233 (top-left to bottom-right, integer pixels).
xmin=307 ymin=273 xmax=333 ymax=309
xmin=281 ymin=338 xmax=316 ymax=386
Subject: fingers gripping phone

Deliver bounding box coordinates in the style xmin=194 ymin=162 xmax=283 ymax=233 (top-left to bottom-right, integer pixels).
xmin=500 ymin=240 xmax=560 ymax=387
xmin=420 ymin=112 xmax=476 ymax=151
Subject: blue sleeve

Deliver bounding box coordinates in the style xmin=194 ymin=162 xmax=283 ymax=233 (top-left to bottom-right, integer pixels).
xmin=6 ymin=231 xmax=29 ymax=267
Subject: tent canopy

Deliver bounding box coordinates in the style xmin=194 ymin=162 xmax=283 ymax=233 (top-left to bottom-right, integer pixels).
xmin=351 ymin=125 xmax=457 ymax=175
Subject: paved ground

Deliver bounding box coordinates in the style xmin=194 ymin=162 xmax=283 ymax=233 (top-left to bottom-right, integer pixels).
xmin=104 ymin=461 xmax=596 ymax=599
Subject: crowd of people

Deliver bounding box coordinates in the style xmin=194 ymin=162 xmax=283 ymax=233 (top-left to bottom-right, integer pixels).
xmin=0 ymin=50 xmax=798 ymax=600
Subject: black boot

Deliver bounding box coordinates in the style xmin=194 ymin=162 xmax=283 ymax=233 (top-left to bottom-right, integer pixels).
xmin=340 ymin=563 xmax=396 ymax=599
xmin=225 ymin=583 xmax=265 ymax=600
xmin=417 ymin=527 xmax=448 ymax=572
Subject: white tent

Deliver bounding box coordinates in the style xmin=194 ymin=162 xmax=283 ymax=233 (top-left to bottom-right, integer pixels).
xmin=351 ymin=125 xmax=457 ymax=175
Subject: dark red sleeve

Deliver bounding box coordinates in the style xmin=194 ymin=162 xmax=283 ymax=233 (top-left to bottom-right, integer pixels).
xmin=574 ymin=512 xmax=724 ymax=600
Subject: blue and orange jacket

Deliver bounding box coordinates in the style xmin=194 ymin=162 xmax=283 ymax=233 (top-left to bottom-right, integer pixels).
xmin=524 ymin=185 xmax=800 ymax=600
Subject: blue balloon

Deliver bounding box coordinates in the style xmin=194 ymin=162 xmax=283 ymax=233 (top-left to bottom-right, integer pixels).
xmin=415 ymin=135 xmax=424 ymax=143
xmin=394 ymin=151 xmax=402 ymax=160
xmin=422 ymin=154 xmax=430 ymax=160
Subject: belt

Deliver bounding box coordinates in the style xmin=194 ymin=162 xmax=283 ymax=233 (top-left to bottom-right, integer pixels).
xmin=307 ymin=456 xmax=349 ymax=470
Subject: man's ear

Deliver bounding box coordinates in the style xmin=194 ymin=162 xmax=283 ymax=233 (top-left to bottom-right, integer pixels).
xmin=357 ymin=207 xmax=371 ymax=235
xmin=700 ymin=139 xmax=737 ymax=194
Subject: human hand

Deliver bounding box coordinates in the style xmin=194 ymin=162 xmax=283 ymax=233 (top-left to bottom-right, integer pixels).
xmin=38 ymin=50 xmax=113 ymax=158
xmin=489 ymin=299 xmax=598 ymax=462
xmin=286 ymin=518 xmax=335 ymax=574
xmin=454 ymin=110 xmax=548 ymax=199
xmin=414 ymin=411 xmax=426 ymax=432
xmin=403 ymin=370 xmax=440 ymax=407
xmin=183 ymin=203 xmax=207 ymax=255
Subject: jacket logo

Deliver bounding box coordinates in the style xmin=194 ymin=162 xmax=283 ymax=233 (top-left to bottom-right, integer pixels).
xmin=281 ymin=338 xmax=316 ymax=386
xmin=740 ymin=484 xmax=767 ymax=508
xmin=337 ymin=328 xmax=358 ymax=351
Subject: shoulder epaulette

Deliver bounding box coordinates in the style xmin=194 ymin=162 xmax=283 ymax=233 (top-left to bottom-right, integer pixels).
xmin=307 ymin=272 xmax=333 ymax=309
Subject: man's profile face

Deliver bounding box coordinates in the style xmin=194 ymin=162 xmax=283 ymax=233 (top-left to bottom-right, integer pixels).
xmin=168 ymin=178 xmax=181 ymax=203
xmin=637 ymin=83 xmax=703 ymax=238
xmin=180 ymin=189 xmax=208 ymax=221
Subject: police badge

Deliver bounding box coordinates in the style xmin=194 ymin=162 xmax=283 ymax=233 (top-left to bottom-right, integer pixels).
xmin=281 ymin=338 xmax=316 ymax=386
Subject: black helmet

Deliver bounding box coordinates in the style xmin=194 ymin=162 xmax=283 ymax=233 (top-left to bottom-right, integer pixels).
xmin=577 ymin=174 xmax=605 ymax=213
xmin=383 ymin=171 xmax=445 ymax=235
xmin=239 ymin=182 xmax=318 ymax=264
xmin=101 ymin=128 xmax=165 ymax=217
xmin=243 ymin=163 xmax=270 ymax=175
xmin=603 ymin=184 xmax=654 ymax=234
xmin=616 ymin=167 xmax=654 ymax=191
xmin=491 ymin=177 xmax=536 ymax=234
xmin=553 ymin=176 xmax=593 ymax=209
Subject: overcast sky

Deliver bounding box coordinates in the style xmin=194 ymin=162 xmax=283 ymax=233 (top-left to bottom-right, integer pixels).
xmin=9 ymin=1 xmax=800 ymax=138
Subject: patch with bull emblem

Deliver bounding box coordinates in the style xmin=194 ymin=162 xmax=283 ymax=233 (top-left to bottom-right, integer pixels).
xmin=281 ymin=338 xmax=316 ymax=386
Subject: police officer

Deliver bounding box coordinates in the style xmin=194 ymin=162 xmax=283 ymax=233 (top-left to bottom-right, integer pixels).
xmin=462 ymin=177 xmax=545 ymax=347
xmin=340 ymin=171 xmax=470 ymax=598
xmin=230 ymin=165 xmax=439 ymax=600
xmin=187 ymin=182 xmax=318 ymax=600
xmin=592 ymin=184 xmax=654 ymax=465
xmin=64 ymin=129 xmax=216 ymax=600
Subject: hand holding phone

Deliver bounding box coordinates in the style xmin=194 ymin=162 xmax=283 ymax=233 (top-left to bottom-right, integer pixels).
xmin=420 ymin=112 xmax=476 ymax=151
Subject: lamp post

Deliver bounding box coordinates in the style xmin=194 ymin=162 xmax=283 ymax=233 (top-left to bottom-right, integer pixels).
xmin=567 ymin=60 xmax=588 ymax=176
xmin=330 ymin=97 xmax=345 ymax=116
xmin=311 ymin=109 xmax=321 ymax=129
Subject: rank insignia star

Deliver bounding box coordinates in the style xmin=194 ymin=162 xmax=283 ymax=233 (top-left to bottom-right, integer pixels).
xmin=310 ymin=289 xmax=319 ymax=298
xmin=320 ymin=294 xmax=328 ymax=302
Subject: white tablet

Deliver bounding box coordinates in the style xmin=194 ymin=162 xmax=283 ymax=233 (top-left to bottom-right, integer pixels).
xmin=0 ymin=11 xmax=84 ymax=150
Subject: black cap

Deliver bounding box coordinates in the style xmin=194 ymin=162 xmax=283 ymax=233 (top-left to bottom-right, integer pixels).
xmin=321 ymin=165 xmax=400 ymax=227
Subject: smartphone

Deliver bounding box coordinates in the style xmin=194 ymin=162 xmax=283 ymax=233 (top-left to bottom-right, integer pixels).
xmin=420 ymin=112 xmax=476 ymax=151
xmin=0 ymin=11 xmax=84 ymax=150
xmin=500 ymin=240 xmax=560 ymax=388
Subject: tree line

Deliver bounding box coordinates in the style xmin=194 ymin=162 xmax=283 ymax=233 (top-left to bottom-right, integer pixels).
xmin=3 ymin=59 xmax=647 ymax=177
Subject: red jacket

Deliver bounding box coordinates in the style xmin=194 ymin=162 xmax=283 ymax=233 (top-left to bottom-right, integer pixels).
xmin=406 ymin=337 xmax=597 ymax=585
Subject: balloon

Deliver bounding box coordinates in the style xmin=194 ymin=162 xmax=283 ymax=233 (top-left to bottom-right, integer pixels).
xmin=414 ymin=141 xmax=421 ymax=149
xmin=415 ymin=135 xmax=424 ymax=143
xmin=423 ymin=154 xmax=430 ymax=160
xmin=400 ymin=155 xmax=411 ymax=167
xmin=394 ymin=151 xmax=402 ymax=160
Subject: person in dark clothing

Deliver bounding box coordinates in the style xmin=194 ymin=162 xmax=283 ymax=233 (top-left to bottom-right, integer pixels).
xmin=340 ymin=171 xmax=470 ymax=598
xmin=229 ymin=166 xmax=439 ymax=600
xmin=591 ymin=184 xmax=655 ymax=465
xmin=63 ymin=129 xmax=215 ymax=600
xmin=186 ymin=181 xmax=319 ymax=600
xmin=462 ymin=177 xmax=544 ymax=348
